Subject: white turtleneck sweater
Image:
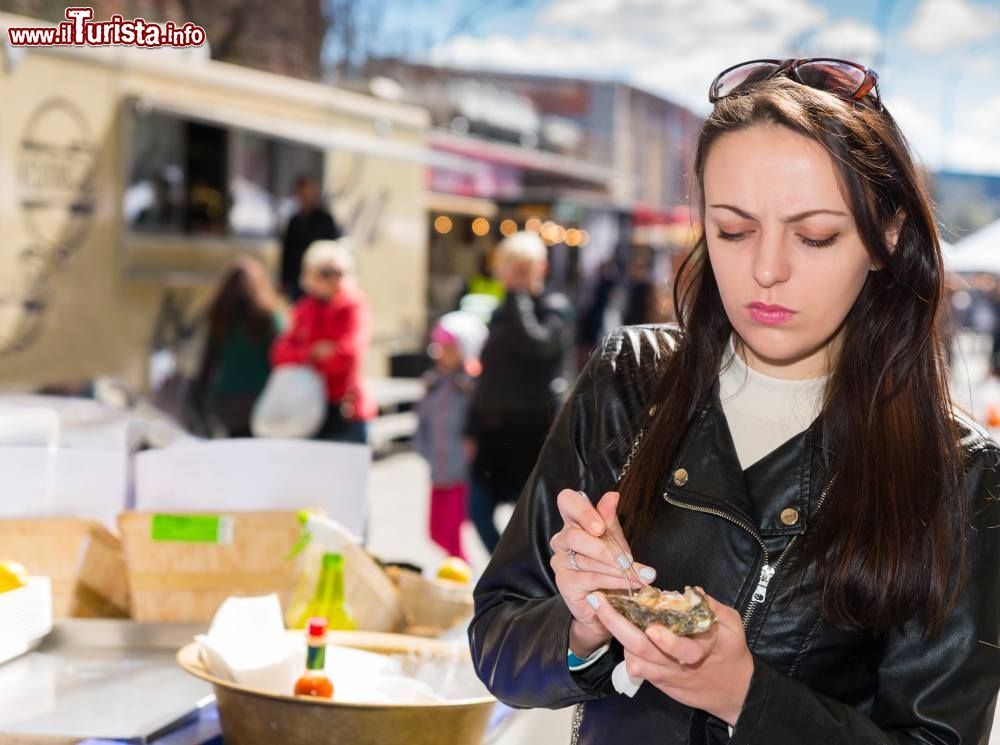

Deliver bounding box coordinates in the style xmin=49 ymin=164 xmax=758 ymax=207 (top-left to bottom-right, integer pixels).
xmin=718 ymin=336 xmax=828 ymax=470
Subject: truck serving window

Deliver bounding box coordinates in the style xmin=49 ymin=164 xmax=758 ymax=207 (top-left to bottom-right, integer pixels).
xmin=230 ymin=133 xmax=324 ymax=239
xmin=185 ymin=121 xmax=227 ymax=235
xmin=124 ymin=104 xmax=324 ymax=241
xmin=124 ymin=109 xmax=185 ymax=234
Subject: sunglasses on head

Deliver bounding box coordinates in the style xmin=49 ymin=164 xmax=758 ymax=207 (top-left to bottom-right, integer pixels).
xmin=709 ymin=58 xmax=881 ymax=108
xmin=316 ymin=267 xmax=343 ymax=280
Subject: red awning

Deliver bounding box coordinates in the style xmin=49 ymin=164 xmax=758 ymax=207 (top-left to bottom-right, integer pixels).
xmin=632 ymin=203 xmax=692 ymax=226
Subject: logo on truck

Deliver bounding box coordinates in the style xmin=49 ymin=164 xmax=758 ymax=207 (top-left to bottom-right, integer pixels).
xmin=0 ymin=98 xmax=97 ymax=356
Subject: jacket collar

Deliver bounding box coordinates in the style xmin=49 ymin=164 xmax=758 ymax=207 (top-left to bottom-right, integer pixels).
xmin=300 ymin=282 xmax=363 ymax=311
xmin=664 ymin=377 xmax=828 ymax=537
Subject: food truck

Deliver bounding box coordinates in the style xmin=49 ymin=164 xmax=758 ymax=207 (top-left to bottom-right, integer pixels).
xmin=0 ymin=11 xmax=432 ymax=391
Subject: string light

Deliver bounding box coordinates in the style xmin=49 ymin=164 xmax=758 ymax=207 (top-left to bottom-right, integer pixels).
xmin=541 ymin=221 xmax=568 ymax=245
xmin=434 ymin=215 xmax=453 ymax=234
xmin=472 ymin=217 xmax=491 ymax=237
xmin=500 ymin=219 xmax=518 ymax=237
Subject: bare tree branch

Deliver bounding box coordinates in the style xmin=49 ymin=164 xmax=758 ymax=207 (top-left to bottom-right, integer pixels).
xmin=322 ymin=0 xmax=537 ymax=80
xmin=445 ymin=0 xmax=532 ymax=39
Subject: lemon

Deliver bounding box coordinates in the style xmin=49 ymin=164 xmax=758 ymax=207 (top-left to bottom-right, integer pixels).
xmin=436 ymin=557 xmax=472 ymax=584
xmin=0 ymin=560 xmax=27 ymax=594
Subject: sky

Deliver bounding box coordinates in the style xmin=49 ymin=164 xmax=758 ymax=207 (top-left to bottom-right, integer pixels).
xmin=375 ymin=0 xmax=1000 ymax=176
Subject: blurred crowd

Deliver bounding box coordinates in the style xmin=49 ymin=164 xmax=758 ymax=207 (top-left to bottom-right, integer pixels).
xmin=115 ymin=171 xmax=1000 ymax=562
xmin=947 ymin=280 xmax=1000 ymax=427
xmin=170 ymin=175 xmax=674 ymax=558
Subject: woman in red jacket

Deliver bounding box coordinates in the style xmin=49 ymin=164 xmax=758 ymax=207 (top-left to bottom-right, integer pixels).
xmin=271 ymin=239 xmax=376 ymax=444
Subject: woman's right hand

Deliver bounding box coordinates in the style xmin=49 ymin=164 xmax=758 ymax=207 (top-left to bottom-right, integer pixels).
xmin=310 ymin=340 xmax=335 ymax=361
xmin=549 ymin=489 xmax=657 ymax=657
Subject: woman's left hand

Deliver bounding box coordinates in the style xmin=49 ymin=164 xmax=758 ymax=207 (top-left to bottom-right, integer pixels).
xmin=588 ymin=590 xmax=754 ymax=726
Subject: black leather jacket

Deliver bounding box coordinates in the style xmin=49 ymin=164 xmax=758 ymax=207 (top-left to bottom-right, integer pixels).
xmin=469 ymin=325 xmax=1000 ymax=744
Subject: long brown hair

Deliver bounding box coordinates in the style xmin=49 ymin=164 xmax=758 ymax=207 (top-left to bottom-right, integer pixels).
xmin=207 ymin=261 xmax=276 ymax=343
xmin=195 ymin=260 xmax=279 ymax=397
xmin=618 ymin=77 xmax=966 ymax=638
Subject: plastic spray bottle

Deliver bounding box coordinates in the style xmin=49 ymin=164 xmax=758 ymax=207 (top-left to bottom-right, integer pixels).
xmin=286 ymin=511 xmax=358 ymax=631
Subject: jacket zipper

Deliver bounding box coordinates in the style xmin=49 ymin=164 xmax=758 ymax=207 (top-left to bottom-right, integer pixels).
xmin=663 ymin=473 xmax=837 ymax=629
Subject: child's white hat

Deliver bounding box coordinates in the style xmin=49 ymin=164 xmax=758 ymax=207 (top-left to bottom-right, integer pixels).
xmin=431 ymin=311 xmax=488 ymax=361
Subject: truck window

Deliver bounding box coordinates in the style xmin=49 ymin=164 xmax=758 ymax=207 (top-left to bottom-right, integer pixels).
xmin=185 ymin=121 xmax=227 ymax=235
xmin=229 ymin=131 xmax=276 ymax=237
xmin=273 ymin=141 xmax=325 ymax=232
xmin=124 ymin=104 xmax=324 ymax=241
xmin=124 ymin=109 xmax=184 ymax=234
xmin=231 ymin=135 xmax=324 ymax=238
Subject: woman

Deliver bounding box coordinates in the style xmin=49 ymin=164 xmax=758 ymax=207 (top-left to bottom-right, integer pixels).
xmin=271 ymin=238 xmax=376 ymax=444
xmin=468 ymin=59 xmax=1000 ymax=744
xmin=193 ymin=257 xmax=284 ymax=437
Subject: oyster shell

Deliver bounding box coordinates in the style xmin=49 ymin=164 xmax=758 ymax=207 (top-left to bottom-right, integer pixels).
xmin=606 ymin=585 xmax=716 ymax=635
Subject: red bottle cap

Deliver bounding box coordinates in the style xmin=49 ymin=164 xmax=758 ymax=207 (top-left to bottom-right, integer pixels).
xmin=307 ymin=618 xmax=328 ymax=637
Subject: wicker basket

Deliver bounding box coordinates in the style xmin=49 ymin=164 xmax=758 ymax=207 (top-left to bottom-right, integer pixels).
xmin=391 ymin=568 xmax=474 ymax=637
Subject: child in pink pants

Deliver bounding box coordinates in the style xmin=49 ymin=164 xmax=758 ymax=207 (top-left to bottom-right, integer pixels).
xmin=414 ymin=312 xmax=487 ymax=561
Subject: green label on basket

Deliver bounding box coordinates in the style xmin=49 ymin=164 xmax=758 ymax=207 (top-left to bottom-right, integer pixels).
xmin=151 ymin=515 xmax=234 ymax=544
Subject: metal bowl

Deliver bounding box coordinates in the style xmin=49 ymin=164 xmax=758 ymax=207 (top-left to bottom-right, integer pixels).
xmin=177 ymin=630 xmax=495 ymax=745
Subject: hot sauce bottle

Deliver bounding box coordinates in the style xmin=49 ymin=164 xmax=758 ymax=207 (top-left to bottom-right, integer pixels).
xmin=294 ymin=617 xmax=334 ymax=698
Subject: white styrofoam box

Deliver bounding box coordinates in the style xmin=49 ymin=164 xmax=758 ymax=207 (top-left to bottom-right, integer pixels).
xmin=0 ymin=577 xmax=53 ymax=666
xmin=135 ymin=439 xmax=372 ymax=539
xmin=0 ymin=407 xmax=59 ymax=447
xmin=0 ymin=396 xmax=133 ymax=529
xmin=0 ymin=396 xmax=138 ymax=449
xmin=0 ymin=448 xmax=128 ymax=530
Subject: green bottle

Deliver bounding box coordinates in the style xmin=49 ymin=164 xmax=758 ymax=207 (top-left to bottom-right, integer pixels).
xmin=299 ymin=552 xmax=356 ymax=631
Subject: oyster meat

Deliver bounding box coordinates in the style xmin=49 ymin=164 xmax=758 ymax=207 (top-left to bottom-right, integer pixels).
xmin=606 ymin=585 xmax=716 ymax=635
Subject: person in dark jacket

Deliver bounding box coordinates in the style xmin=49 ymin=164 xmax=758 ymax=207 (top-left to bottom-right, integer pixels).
xmin=469 ymin=62 xmax=1000 ymax=744
xmin=280 ymin=176 xmax=342 ymax=300
xmin=575 ymin=258 xmax=619 ymax=370
xmin=622 ymin=256 xmax=653 ymax=326
xmin=466 ymin=231 xmax=574 ymax=553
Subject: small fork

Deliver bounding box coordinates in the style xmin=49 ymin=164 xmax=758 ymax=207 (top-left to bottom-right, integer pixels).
xmin=601 ymin=530 xmax=643 ymax=597
xmin=575 ymin=490 xmax=644 ymax=597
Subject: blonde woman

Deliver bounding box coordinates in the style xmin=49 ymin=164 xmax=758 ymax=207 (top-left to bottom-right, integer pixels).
xmin=271 ymin=238 xmax=375 ymax=444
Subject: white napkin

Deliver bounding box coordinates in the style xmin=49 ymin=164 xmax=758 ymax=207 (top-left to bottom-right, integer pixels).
xmin=195 ymin=595 xmax=455 ymax=704
xmin=612 ymin=660 xmax=644 ymax=697
xmin=323 ymin=646 xmax=444 ymax=704
xmin=196 ymin=594 xmax=303 ymax=695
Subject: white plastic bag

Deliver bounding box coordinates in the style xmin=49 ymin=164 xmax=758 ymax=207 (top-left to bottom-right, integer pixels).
xmin=251 ymin=365 xmax=326 ymax=439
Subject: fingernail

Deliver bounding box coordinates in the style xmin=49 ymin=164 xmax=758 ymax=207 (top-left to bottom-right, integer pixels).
xmin=590 ymin=521 xmax=605 ymax=535
xmin=616 ymin=554 xmax=632 ymax=570
xmin=638 ymin=567 xmax=656 ymax=582
xmin=647 ymin=627 xmax=662 ymax=643
xmin=586 ymin=594 xmax=600 ymax=609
